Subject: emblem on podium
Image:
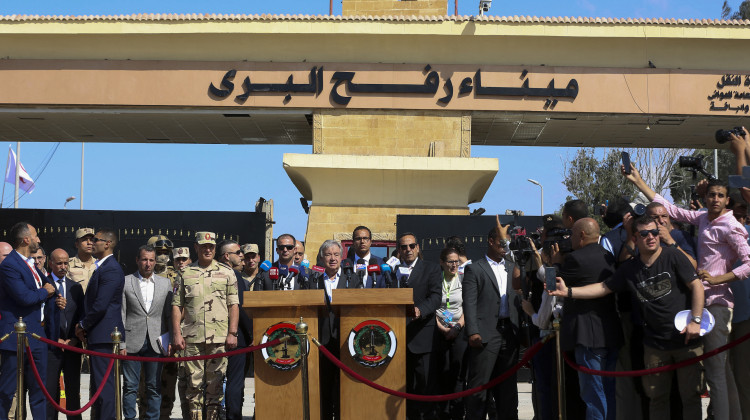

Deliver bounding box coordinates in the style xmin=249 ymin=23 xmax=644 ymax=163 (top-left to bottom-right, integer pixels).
xmin=347 ymin=319 xmax=397 ymax=368
xmin=261 ymin=321 xmax=307 ymax=371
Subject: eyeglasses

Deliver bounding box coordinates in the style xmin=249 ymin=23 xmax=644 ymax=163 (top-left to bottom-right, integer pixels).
xmin=638 ymin=229 xmax=659 ymax=238
xmin=445 ymin=260 xmax=460 ymax=266
xmin=277 ymin=244 xmax=295 ymax=251
xmin=92 ymin=237 xmax=110 ymax=243
xmin=224 ymin=250 xmax=242 ymax=256
xmin=353 ymin=236 xmax=371 ymax=242
xmin=400 ymin=243 xmax=417 ymax=250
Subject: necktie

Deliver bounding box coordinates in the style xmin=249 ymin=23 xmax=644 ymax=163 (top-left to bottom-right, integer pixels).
xmin=58 ymin=278 xmax=67 ymax=334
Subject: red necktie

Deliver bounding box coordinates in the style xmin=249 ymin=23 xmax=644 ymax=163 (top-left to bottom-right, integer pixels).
xmin=27 ymin=263 xmax=42 ymax=288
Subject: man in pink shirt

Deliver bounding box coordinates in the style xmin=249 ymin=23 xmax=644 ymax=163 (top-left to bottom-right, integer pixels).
xmin=623 ymin=164 xmax=750 ymax=420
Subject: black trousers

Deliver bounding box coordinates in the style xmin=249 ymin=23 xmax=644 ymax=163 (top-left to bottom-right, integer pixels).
xmin=406 ymin=350 xmax=437 ymax=420
xmin=319 ymin=342 xmax=340 ymax=420
xmin=225 ymin=339 xmax=248 ymax=420
xmin=464 ymin=322 xmax=519 ymax=420
xmin=46 ymin=348 xmax=83 ymax=420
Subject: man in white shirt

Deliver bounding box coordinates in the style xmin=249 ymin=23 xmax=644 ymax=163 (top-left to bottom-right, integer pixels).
xmin=120 ymin=245 xmax=173 ymax=420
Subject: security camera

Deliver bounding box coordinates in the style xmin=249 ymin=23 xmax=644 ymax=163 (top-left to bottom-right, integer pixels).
xmin=479 ymin=0 xmax=491 ymax=15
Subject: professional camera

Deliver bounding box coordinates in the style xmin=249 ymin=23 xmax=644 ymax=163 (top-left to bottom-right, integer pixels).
xmin=715 ymin=127 xmax=747 ymax=144
xmin=543 ymin=228 xmax=572 ymax=253
xmin=629 ymin=202 xmax=646 ymax=217
xmin=678 ymin=154 xmax=716 ymax=181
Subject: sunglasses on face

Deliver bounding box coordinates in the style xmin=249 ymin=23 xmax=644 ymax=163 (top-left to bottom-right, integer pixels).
xmin=92 ymin=237 xmax=110 ymax=243
xmin=400 ymin=243 xmax=417 ymax=250
xmin=277 ymin=244 xmax=295 ymax=251
xmin=638 ymin=229 xmax=659 ymax=238
xmin=224 ymin=250 xmax=242 ymax=256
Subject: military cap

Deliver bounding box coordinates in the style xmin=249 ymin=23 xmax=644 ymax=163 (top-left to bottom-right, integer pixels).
xmin=75 ymin=228 xmax=95 ymax=240
xmin=173 ymin=247 xmax=190 ymax=259
xmin=195 ymin=231 xmax=216 ymax=245
xmin=241 ymin=243 xmax=259 ymax=255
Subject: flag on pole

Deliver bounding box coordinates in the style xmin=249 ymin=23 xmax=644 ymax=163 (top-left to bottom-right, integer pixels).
xmin=5 ymin=146 xmax=35 ymax=194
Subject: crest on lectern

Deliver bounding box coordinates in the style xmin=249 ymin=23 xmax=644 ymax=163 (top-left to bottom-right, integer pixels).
xmin=347 ymin=319 xmax=397 ymax=368
xmin=261 ymin=322 xmax=306 ymax=371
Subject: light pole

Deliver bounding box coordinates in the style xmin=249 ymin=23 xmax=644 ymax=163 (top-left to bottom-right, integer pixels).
xmin=527 ymin=179 xmax=543 ymax=215
xmin=64 ymin=196 xmax=76 ymax=209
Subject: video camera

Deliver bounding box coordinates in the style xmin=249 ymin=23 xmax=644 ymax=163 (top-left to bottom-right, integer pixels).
xmin=542 ymin=228 xmax=572 ymax=253
xmin=508 ymin=225 xmax=541 ymax=254
xmin=715 ymin=127 xmax=747 ymax=144
xmin=678 ymin=154 xmax=717 ymax=182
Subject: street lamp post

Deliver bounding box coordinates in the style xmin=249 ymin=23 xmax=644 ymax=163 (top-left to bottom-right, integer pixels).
xmin=64 ymin=196 xmax=76 ymax=209
xmin=527 ymin=179 xmax=543 ymax=215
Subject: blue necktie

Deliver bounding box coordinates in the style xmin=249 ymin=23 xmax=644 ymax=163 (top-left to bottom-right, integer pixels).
xmin=58 ymin=278 xmax=67 ymax=334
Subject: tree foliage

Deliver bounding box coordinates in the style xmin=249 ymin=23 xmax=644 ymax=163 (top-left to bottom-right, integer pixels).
xmin=669 ymin=149 xmax=735 ymax=206
xmin=722 ymin=0 xmax=750 ymax=19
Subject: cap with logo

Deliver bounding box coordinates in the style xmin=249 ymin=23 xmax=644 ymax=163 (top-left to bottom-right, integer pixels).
xmin=75 ymin=228 xmax=95 ymax=240
xmin=173 ymin=247 xmax=190 ymax=259
xmin=241 ymin=243 xmax=259 ymax=255
xmin=195 ymin=231 xmax=216 ymax=245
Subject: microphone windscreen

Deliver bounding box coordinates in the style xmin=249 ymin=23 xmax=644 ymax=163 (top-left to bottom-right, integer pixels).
xmin=269 ymin=267 xmax=279 ymax=280
xmin=259 ymin=260 xmax=272 ymax=272
xmin=289 ymin=265 xmax=300 ymax=275
xmin=311 ymin=265 xmax=325 ymax=273
xmin=380 ymin=264 xmax=392 ymax=273
xmin=279 ymin=264 xmax=288 ymax=277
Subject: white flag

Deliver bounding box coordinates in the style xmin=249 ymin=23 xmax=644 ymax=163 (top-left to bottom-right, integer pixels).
xmin=5 ymin=146 xmax=35 ymax=194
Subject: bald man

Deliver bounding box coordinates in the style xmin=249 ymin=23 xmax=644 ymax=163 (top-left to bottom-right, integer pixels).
xmin=550 ymin=218 xmax=624 ymax=420
xmin=45 ymin=249 xmax=85 ymax=420
xmin=0 ymin=242 xmax=11 ymax=264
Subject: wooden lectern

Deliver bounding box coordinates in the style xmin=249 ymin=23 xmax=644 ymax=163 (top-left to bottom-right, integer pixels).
xmin=332 ymin=289 xmax=414 ymax=420
xmin=244 ymin=290 xmax=325 ymax=420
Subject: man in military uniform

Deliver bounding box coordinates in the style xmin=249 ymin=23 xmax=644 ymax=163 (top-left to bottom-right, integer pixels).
xmin=160 ymin=245 xmax=192 ymax=420
xmin=240 ymin=244 xmax=260 ymax=289
xmin=147 ymin=235 xmax=176 ymax=285
xmin=68 ymin=227 xmax=96 ymax=291
xmin=172 ymin=232 xmax=239 ymax=420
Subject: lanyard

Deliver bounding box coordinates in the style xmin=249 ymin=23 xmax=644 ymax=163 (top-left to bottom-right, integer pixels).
xmin=442 ymin=272 xmax=454 ymax=309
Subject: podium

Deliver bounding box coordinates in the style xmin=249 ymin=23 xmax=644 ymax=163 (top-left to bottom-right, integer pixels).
xmin=331 ymin=289 xmax=414 ymax=420
xmin=244 ymin=290 xmax=325 ymax=420
xmin=244 ymin=288 xmax=413 ymax=420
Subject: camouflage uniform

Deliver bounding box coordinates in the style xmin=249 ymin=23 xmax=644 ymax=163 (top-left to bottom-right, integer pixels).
xmin=173 ymin=259 xmax=238 ymax=420
xmin=68 ymin=255 xmax=96 ymax=292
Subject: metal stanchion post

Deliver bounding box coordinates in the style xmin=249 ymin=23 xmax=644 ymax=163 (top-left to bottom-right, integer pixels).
xmin=15 ymin=317 xmax=26 ymax=420
xmin=553 ymin=319 xmax=566 ymax=420
xmin=296 ymin=317 xmax=310 ymax=420
xmin=112 ymin=327 xmax=123 ymax=420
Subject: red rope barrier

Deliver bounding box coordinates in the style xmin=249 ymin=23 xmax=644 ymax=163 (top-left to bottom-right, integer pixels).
xmin=315 ymin=336 xmax=550 ymax=402
xmin=26 ymin=344 xmax=114 ymax=416
xmin=31 ymin=334 xmax=283 ymax=362
xmin=564 ymin=330 xmax=750 ymax=377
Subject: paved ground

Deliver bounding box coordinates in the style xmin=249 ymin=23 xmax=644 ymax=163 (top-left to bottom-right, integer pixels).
xmin=51 ymin=374 xmax=708 ymax=420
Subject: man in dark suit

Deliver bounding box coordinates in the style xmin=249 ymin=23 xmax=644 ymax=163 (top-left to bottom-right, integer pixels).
xmin=551 ymin=218 xmax=623 ymax=420
xmin=395 ymin=233 xmax=441 ymax=420
xmin=347 ymin=226 xmax=386 ymax=288
xmin=0 ymin=222 xmax=58 ymax=420
xmin=216 ymin=240 xmax=253 ymax=420
xmin=75 ymin=228 xmax=125 ymax=420
xmin=45 ymin=248 xmax=85 ymax=420
xmin=253 ymin=234 xmax=308 ymax=290
xmin=463 ymin=222 xmax=521 ymax=420
xmin=311 ymin=239 xmax=357 ymax=420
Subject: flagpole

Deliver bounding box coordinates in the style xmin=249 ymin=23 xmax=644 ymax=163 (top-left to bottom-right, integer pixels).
xmin=14 ymin=142 xmax=20 ymax=208
xmin=80 ymin=143 xmax=84 ymax=210
xmin=1 ymin=146 xmax=8 ymax=209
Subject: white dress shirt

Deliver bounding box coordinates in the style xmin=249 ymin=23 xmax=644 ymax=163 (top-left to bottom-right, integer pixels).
xmin=323 ymin=268 xmax=341 ymax=302
xmin=95 ymin=253 xmax=113 ymax=269
xmin=486 ymin=255 xmax=509 ymax=318
xmin=397 ymin=257 xmax=418 ymax=283
xmin=136 ymin=271 xmax=155 ymax=313
xmin=354 ymin=252 xmax=372 ymax=285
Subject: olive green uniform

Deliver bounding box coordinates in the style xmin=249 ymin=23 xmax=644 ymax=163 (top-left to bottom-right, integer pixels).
xmin=173 ymin=260 xmax=239 ymax=419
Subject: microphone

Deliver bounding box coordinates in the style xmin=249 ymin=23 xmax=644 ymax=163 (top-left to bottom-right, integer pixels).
xmin=259 ymin=260 xmax=272 ymax=272
xmin=269 ymin=267 xmax=279 ymax=290
xmin=341 ymin=259 xmax=354 ymax=287
xmin=279 ymin=264 xmax=289 ymax=278
xmin=289 ymin=265 xmax=302 ymax=289
xmin=380 ymin=264 xmax=396 ymax=288
xmin=355 ymin=258 xmax=367 ymax=289
xmin=386 ymin=256 xmax=400 ymax=269
xmin=301 ymin=259 xmax=310 ymax=269
xmin=367 ymin=262 xmax=381 ymax=288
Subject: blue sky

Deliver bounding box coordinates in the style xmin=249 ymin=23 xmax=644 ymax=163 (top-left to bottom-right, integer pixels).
xmin=0 ymin=0 xmax=730 ymax=241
